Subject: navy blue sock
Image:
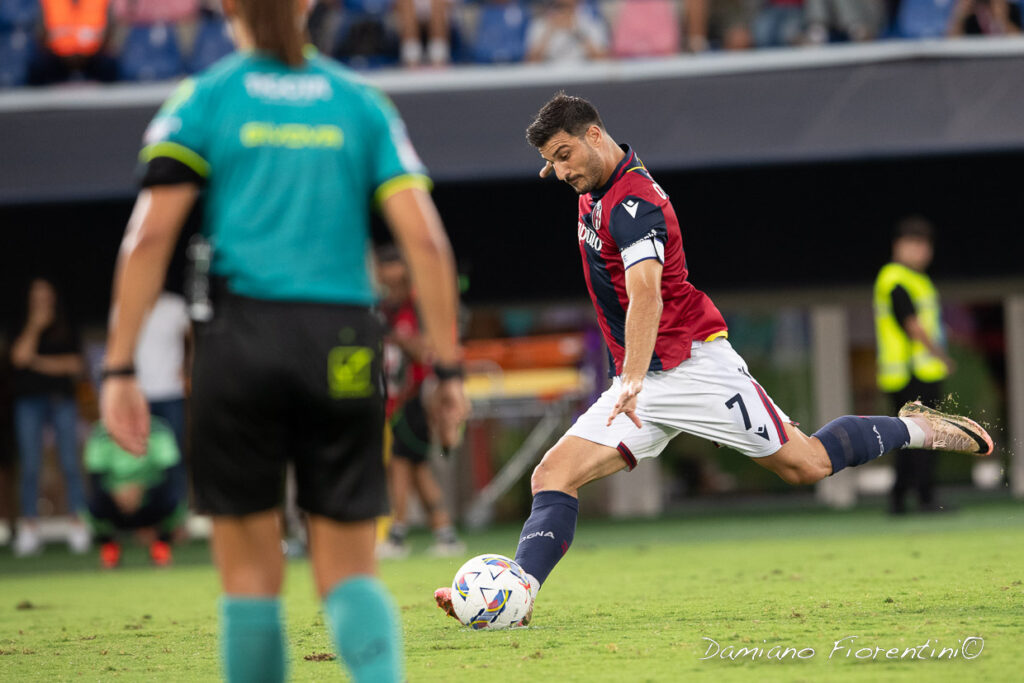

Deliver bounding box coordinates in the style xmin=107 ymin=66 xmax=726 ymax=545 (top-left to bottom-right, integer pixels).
xmin=813 ymin=415 xmax=911 ymax=475
xmin=514 ymin=490 xmax=578 ymax=586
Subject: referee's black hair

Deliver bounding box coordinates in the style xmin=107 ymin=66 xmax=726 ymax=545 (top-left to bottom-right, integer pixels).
xmin=526 ymin=92 xmax=605 ymax=149
xmin=894 ymin=215 xmax=934 ymax=243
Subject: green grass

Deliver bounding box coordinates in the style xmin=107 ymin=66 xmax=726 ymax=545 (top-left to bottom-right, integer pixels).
xmin=2 ymin=499 xmax=1024 ymax=681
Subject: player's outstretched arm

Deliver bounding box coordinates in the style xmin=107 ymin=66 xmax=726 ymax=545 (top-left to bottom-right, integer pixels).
xmin=381 ymin=187 xmax=468 ymax=447
xmin=608 ymin=259 xmax=663 ymax=427
xmin=103 ymin=184 xmax=198 ymax=455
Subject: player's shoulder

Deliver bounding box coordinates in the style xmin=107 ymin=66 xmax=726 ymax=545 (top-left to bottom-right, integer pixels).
xmin=309 ymin=55 xmax=395 ymax=114
xmin=614 ymin=169 xmax=668 ymax=205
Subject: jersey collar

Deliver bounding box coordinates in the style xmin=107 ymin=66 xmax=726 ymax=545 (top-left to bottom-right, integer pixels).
xmin=590 ymin=144 xmax=640 ymax=201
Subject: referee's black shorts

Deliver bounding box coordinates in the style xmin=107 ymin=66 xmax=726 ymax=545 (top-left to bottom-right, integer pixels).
xmin=190 ymin=293 xmax=387 ymax=522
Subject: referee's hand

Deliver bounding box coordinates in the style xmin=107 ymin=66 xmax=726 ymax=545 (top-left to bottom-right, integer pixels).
xmin=429 ymin=378 xmax=470 ymax=450
xmin=101 ymin=377 xmax=151 ymax=456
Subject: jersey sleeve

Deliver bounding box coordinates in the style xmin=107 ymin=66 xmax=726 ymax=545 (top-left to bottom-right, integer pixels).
xmin=138 ymin=78 xmax=211 ymax=187
xmin=364 ymin=89 xmax=432 ymax=205
xmin=608 ymin=196 xmax=668 ymax=270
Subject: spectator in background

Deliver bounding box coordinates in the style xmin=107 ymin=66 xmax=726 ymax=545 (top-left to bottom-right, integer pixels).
xmin=28 ymin=0 xmax=118 ymax=85
xmin=873 ymin=217 xmax=955 ymax=515
xmin=948 ymin=0 xmax=1021 ymax=35
xmin=9 ymin=278 xmax=89 ymax=556
xmin=84 ymin=417 xmax=186 ymax=568
xmin=753 ymin=0 xmax=807 ymax=47
xmin=0 ymin=351 xmax=16 ymax=546
xmin=397 ymin=0 xmax=453 ymax=66
xmin=526 ymin=0 xmax=608 ymax=63
xmin=683 ymin=0 xmax=755 ymax=52
xmin=135 ymin=290 xmax=190 ymax=503
xmin=805 ymin=0 xmax=887 ymax=43
xmin=376 ymin=246 xmax=465 ymax=558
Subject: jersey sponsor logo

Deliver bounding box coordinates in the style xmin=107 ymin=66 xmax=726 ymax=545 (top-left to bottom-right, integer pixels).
xmin=244 ymin=73 xmax=332 ymax=101
xmin=578 ymin=221 xmax=603 ymax=251
xmin=623 ymin=199 xmax=640 ymax=218
xmin=240 ymin=122 xmax=345 ymax=149
xmin=520 ymin=531 xmax=556 ymax=542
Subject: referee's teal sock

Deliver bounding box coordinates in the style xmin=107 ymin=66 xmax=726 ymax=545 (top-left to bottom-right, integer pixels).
xmin=220 ymin=595 xmax=287 ymax=683
xmin=324 ymin=575 xmax=403 ymax=683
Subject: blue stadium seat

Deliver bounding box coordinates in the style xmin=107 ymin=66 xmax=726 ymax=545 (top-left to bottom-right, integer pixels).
xmin=0 ymin=0 xmax=41 ymax=29
xmin=896 ymin=0 xmax=958 ymax=39
xmin=344 ymin=0 xmax=394 ymax=17
xmin=119 ymin=23 xmax=185 ymax=81
xmin=0 ymin=28 xmax=33 ymax=88
xmin=187 ymin=15 xmax=234 ymax=73
xmin=472 ymin=3 xmax=528 ymax=64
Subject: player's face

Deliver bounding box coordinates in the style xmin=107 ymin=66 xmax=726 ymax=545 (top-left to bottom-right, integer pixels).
xmin=894 ymin=236 xmax=933 ymax=271
xmin=377 ymin=260 xmax=410 ymax=305
xmin=541 ymin=131 xmax=606 ymax=195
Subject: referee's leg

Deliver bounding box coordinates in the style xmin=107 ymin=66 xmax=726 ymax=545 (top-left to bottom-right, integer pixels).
xmin=309 ymin=517 xmax=404 ymax=682
xmin=211 ymin=510 xmax=287 ymax=683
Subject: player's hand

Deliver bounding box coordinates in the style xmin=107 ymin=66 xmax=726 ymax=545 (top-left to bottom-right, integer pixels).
xmin=429 ymin=378 xmax=470 ymax=449
xmin=101 ymin=377 xmax=150 ymax=456
xmin=607 ymin=379 xmax=643 ymax=428
xmin=112 ymin=483 xmax=145 ymax=515
xmin=539 ymin=161 xmax=553 ymax=179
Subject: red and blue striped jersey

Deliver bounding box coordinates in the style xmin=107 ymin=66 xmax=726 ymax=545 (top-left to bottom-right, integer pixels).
xmin=576 ymin=146 xmax=727 ymax=376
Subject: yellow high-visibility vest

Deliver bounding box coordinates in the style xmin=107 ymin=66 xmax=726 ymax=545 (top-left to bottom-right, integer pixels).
xmin=873 ymin=262 xmax=948 ymax=392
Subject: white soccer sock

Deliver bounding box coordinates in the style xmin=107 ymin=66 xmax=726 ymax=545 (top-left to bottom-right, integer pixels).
xmin=899 ymin=417 xmax=927 ymax=448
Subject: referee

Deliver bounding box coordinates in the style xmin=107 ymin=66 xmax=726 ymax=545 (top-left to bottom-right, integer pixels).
xmin=100 ymin=1 xmax=466 ymax=681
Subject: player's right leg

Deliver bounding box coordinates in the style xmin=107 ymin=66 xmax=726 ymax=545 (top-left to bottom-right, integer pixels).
xmin=436 ymin=435 xmax=633 ymax=624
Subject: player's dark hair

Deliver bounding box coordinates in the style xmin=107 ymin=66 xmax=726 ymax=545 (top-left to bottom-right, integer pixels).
xmin=235 ymin=0 xmax=305 ymax=67
xmin=526 ymin=92 xmax=605 ymax=148
xmin=894 ymin=215 xmax=934 ymax=243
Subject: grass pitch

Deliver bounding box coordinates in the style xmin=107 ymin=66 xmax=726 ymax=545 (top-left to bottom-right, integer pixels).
xmin=2 ymin=498 xmax=1023 ymax=682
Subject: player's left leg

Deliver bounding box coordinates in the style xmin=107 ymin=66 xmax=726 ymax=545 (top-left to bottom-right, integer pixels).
xmin=308 ymin=517 xmax=404 ymax=683
xmin=411 ymin=462 xmax=464 ymax=556
xmin=754 ymin=405 xmax=992 ymax=485
xmin=211 ymin=510 xmax=287 ymax=683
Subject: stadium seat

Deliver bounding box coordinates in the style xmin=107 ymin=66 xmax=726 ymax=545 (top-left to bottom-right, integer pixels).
xmin=187 ymin=15 xmax=234 ymax=73
xmin=0 ymin=0 xmax=41 ymax=29
xmin=472 ymin=3 xmax=529 ymax=64
xmin=119 ymin=23 xmax=185 ymax=82
xmin=344 ymin=0 xmax=394 ymax=18
xmin=112 ymin=0 xmax=199 ymax=25
xmin=611 ymin=0 xmax=680 ymax=58
xmin=0 ymin=28 xmax=33 ymax=88
xmin=896 ymin=0 xmax=958 ymax=39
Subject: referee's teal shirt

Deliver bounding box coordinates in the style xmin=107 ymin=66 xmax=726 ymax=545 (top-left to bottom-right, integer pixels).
xmin=140 ymin=48 xmax=430 ymax=305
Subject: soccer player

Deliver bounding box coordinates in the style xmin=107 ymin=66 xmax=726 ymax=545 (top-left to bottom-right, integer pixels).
xmin=376 ymin=246 xmax=465 ymax=558
xmin=100 ymin=1 xmax=467 ymax=681
xmin=435 ymin=93 xmax=992 ymax=625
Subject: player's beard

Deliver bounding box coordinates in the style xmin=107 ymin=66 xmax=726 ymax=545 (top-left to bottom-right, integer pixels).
xmin=570 ymin=147 xmax=607 ymax=195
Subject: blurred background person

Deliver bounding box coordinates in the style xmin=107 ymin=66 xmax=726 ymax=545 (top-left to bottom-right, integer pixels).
xmin=683 ymin=0 xmax=755 ymax=52
xmin=753 ymin=0 xmax=807 ymax=47
xmin=134 ymin=289 xmax=190 ymax=505
xmin=9 ymin=277 xmax=89 ymax=557
xmin=397 ymin=0 xmax=454 ymax=66
xmin=0 ymin=351 xmax=15 ymax=546
xmin=526 ymin=0 xmax=609 ymax=63
xmin=376 ymin=246 xmax=465 ymax=559
xmin=948 ymin=0 xmax=1021 ymax=35
xmin=874 ymin=217 xmax=955 ymax=514
xmin=805 ymin=0 xmax=887 ymax=43
xmin=28 ymin=0 xmax=118 ymax=85
xmin=84 ymin=417 xmax=186 ymax=568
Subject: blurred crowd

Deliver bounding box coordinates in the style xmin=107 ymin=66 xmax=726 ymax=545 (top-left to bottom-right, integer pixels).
xmin=1 ymin=0 xmax=1022 ymax=88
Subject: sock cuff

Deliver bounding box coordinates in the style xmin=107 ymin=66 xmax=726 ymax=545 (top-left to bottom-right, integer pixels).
xmin=220 ymin=595 xmax=282 ymax=623
xmin=532 ymin=490 xmax=579 ymax=511
xmin=324 ymin=575 xmax=381 ymax=606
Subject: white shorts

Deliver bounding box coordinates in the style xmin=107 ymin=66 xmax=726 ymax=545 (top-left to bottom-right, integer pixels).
xmin=566 ymin=338 xmax=792 ymax=468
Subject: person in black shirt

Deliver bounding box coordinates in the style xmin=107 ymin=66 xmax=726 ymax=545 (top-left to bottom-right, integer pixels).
xmin=9 ymin=278 xmax=90 ymax=556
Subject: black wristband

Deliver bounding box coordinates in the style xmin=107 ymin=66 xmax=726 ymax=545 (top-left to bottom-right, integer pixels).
xmin=433 ymin=363 xmax=465 ymax=381
xmin=101 ymin=365 xmax=136 ymax=380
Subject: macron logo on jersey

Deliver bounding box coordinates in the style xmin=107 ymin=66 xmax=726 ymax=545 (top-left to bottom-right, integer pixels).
xmin=623 ymin=199 xmax=640 ymax=218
